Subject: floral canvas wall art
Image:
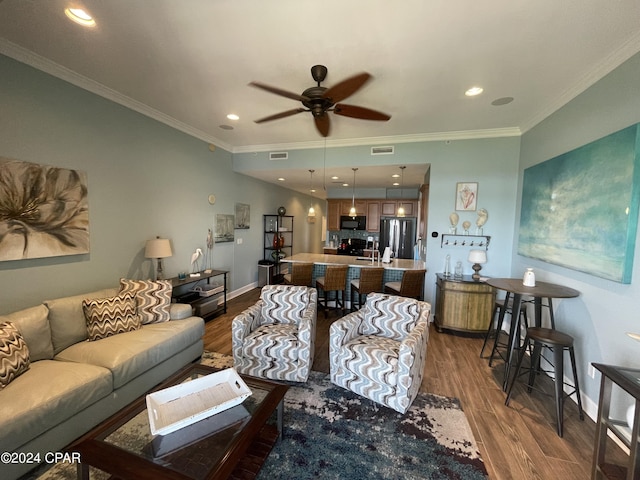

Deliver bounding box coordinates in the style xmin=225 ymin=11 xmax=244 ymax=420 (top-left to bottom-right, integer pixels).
xmin=0 ymin=157 xmax=90 ymax=261
xmin=518 ymin=124 xmax=640 ymax=283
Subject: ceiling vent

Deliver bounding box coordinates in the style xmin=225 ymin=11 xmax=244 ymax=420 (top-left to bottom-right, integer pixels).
xmin=371 ymin=146 xmax=394 ymax=155
xmin=269 ymin=151 xmax=288 ymax=160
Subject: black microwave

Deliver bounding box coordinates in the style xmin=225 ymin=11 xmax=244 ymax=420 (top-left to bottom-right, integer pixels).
xmin=340 ymin=215 xmax=367 ymax=230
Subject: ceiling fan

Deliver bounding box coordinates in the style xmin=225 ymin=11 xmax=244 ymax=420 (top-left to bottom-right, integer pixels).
xmin=249 ymin=65 xmax=391 ymax=137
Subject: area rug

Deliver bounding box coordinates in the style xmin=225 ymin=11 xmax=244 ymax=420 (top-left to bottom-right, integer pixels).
xmin=31 ymin=351 xmax=487 ymax=480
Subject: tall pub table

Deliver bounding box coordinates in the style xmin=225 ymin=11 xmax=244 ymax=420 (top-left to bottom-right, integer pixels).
xmin=485 ymin=278 xmax=580 ymax=391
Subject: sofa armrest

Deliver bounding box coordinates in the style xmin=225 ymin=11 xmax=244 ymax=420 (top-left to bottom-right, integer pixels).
xmin=329 ymin=310 xmax=365 ymax=352
xmin=169 ymin=303 xmax=194 ymax=320
xmin=396 ymin=302 xmax=431 ymax=398
xmin=231 ymin=301 xmax=263 ymax=355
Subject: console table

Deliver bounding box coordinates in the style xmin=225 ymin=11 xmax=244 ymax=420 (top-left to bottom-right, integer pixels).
xmin=169 ymin=270 xmax=228 ymax=320
xmin=591 ymin=363 xmax=640 ymax=480
xmin=434 ymin=274 xmax=495 ymax=334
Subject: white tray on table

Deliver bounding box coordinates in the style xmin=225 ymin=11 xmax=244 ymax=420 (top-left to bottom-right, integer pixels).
xmin=146 ymin=367 xmax=252 ymax=436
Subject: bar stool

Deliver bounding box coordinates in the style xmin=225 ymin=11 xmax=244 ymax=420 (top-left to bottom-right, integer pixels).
xmin=480 ymin=297 xmax=529 ymax=359
xmin=315 ymin=265 xmax=348 ymax=318
xmin=505 ymin=327 xmax=584 ymax=437
xmin=283 ymin=262 xmax=314 ymax=287
xmin=350 ymin=267 xmax=384 ymax=311
xmin=384 ymin=269 xmax=426 ymax=300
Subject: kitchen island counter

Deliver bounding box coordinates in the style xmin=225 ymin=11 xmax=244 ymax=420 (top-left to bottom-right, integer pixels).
xmin=281 ymin=253 xmax=425 ymax=271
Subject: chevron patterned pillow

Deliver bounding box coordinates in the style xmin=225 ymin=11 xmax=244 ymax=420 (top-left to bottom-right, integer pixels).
xmin=119 ymin=279 xmax=172 ymax=324
xmin=83 ymin=292 xmax=141 ymax=341
xmin=0 ymin=321 xmax=30 ymax=389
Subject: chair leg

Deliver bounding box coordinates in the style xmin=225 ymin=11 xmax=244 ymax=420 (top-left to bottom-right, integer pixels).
xmin=480 ymin=304 xmax=500 ymax=357
xmin=569 ymin=346 xmax=585 ymax=421
xmin=505 ymin=334 xmax=528 ymax=406
xmin=350 ymin=284 xmax=357 ymax=312
xmin=552 ymin=344 xmax=565 ymax=437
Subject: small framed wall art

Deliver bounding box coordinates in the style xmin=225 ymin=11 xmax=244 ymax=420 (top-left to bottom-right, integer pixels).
xmin=455 ymin=182 xmax=478 ymax=211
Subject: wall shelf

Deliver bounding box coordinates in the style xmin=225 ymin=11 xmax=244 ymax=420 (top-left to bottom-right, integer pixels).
xmin=440 ymin=234 xmax=491 ymax=249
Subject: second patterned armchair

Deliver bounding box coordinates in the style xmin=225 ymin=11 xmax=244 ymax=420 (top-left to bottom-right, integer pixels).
xmin=330 ymin=292 xmax=430 ymax=413
xmin=232 ymin=285 xmax=317 ymax=382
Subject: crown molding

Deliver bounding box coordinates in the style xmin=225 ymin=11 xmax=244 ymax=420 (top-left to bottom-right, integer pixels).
xmin=520 ymin=30 xmax=640 ymax=133
xmin=231 ymin=127 xmax=522 ymax=154
xmin=0 ymin=40 xmax=234 ymax=153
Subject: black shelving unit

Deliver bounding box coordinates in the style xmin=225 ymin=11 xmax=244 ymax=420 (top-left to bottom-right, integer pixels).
xmin=264 ymin=214 xmax=293 ymax=284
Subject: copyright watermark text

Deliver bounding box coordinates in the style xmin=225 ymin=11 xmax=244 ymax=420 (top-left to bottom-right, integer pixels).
xmin=1 ymin=451 xmax=81 ymax=465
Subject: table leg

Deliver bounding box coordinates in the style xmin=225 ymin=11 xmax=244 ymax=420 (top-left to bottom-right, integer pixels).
xmin=503 ymin=293 xmax=524 ymax=392
xmin=77 ymin=462 xmax=89 ymax=480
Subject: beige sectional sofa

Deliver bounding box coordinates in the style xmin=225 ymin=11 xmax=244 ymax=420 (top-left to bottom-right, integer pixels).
xmin=0 ymin=287 xmax=204 ymax=480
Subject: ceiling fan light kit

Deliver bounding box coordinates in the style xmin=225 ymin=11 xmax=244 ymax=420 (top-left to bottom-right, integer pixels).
xmin=250 ymin=65 xmax=391 ymax=137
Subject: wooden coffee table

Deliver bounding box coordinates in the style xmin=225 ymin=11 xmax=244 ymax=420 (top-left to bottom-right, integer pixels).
xmin=68 ymin=364 xmax=289 ymax=480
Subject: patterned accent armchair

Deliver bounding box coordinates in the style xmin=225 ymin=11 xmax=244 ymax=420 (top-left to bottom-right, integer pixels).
xmin=330 ymin=292 xmax=430 ymax=413
xmin=232 ymin=285 xmax=317 ymax=382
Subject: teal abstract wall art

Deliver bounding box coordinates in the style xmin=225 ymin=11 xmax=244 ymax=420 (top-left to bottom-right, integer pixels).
xmin=518 ymin=124 xmax=640 ymax=283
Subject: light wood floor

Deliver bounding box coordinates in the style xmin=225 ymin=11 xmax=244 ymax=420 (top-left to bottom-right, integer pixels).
xmin=204 ymin=288 xmax=627 ymax=479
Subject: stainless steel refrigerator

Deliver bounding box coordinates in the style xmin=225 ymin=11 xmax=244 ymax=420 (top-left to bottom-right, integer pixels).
xmin=379 ymin=217 xmax=416 ymax=259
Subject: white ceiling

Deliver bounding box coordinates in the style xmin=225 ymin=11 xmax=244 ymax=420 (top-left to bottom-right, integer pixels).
xmin=1 ymin=0 xmax=640 ymax=197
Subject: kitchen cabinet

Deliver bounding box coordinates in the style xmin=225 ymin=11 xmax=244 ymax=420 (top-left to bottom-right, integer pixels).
xmin=327 ymin=200 xmax=341 ymax=231
xmin=341 ymin=200 xmax=366 ymax=216
xmin=366 ymin=201 xmax=381 ymax=232
xmin=434 ymin=273 xmax=495 ymax=333
xmin=381 ymin=201 xmax=397 ymax=216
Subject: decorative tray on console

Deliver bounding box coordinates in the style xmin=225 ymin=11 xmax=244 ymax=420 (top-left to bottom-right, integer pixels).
xmin=146 ymin=368 xmax=252 ymax=436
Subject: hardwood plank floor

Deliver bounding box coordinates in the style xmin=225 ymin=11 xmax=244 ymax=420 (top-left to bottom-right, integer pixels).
xmin=203 ymin=288 xmax=627 ymax=479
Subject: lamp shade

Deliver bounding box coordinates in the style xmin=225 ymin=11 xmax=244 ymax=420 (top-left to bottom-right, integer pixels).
xmin=468 ymin=249 xmax=487 ymax=264
xmin=145 ymin=237 xmax=172 ymax=259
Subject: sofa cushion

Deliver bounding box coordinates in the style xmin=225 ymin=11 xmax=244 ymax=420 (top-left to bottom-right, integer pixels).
xmin=45 ymin=288 xmax=119 ymax=354
xmin=361 ymin=293 xmax=420 ymax=341
xmin=83 ymin=292 xmax=141 ymax=341
xmin=0 ymin=322 xmax=30 ymax=388
xmin=260 ymin=285 xmax=309 ymax=325
xmin=55 ymin=316 xmax=204 ymax=389
xmin=119 ymin=279 xmax=172 ymax=324
xmin=0 ymin=304 xmax=53 ymax=361
xmin=0 ymin=359 xmax=112 ymax=453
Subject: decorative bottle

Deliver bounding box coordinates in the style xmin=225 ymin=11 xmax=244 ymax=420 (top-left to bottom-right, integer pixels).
xmin=523 ymin=268 xmax=536 ymax=287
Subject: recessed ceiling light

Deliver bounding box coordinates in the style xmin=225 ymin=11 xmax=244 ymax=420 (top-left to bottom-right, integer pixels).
xmin=491 ymin=97 xmax=514 ymax=106
xmin=64 ymin=8 xmax=96 ymax=27
xmin=331 ymin=176 xmax=339 ymax=180
xmin=278 ymin=177 xmax=285 ymax=181
xmin=392 ymin=173 xmax=400 ymax=178
xmin=465 ymin=86 xmax=484 ymax=97
xmin=393 ymin=182 xmax=400 ymax=186
xmin=226 ymin=114 xmax=239 ymax=121
xmin=310 ymin=189 xmax=316 ymax=193
xmin=342 ymin=183 xmax=349 ymax=187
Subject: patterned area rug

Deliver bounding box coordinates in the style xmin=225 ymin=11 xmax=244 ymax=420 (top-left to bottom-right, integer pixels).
xmin=30 ymin=351 xmax=487 ymax=480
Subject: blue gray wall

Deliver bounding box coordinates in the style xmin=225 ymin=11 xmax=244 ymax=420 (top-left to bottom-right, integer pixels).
xmin=516 ymin=52 xmax=640 ymax=417
xmin=0 ymin=55 xmax=321 ymax=313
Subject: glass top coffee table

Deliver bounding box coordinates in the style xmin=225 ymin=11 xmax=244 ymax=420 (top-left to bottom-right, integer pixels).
xmin=68 ymin=364 xmax=289 ymax=480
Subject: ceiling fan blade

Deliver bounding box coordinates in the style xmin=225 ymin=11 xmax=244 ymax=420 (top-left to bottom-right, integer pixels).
xmin=322 ymin=72 xmax=371 ymax=103
xmin=249 ymin=82 xmax=310 ymax=102
xmin=254 ymin=108 xmax=306 ymax=123
xmin=333 ymin=104 xmax=391 ymax=121
xmin=315 ymin=114 xmax=330 ymax=137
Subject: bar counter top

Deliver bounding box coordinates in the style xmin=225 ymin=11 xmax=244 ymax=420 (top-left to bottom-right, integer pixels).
xmin=281 ymin=253 xmax=426 ymax=271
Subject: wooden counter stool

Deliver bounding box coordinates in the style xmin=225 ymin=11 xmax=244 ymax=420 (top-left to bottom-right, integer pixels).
xmin=316 ymin=265 xmax=348 ymax=318
xmin=283 ymin=262 xmax=314 ymax=287
xmin=384 ymin=269 xmax=426 ymax=300
xmin=505 ymin=327 xmax=584 ymax=437
xmin=350 ymin=267 xmax=384 ymax=311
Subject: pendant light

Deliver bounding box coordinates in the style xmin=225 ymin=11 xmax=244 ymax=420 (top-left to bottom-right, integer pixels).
xmin=308 ymin=169 xmax=316 ymax=218
xmin=349 ymin=168 xmax=358 ymax=217
xmin=397 ymin=166 xmax=406 ymax=217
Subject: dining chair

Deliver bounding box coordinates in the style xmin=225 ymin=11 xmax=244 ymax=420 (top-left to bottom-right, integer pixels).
xmin=315 ymin=265 xmax=348 ymax=318
xmin=384 ymin=269 xmax=426 ymax=300
xmin=350 ymin=267 xmax=384 ymax=311
xmin=283 ymin=262 xmax=314 ymax=287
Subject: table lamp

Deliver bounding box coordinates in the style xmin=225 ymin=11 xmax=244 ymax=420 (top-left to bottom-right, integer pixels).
xmin=145 ymin=236 xmax=172 ymax=280
xmin=468 ymin=249 xmax=487 ymax=280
